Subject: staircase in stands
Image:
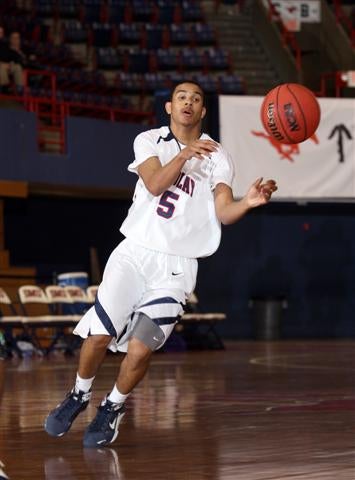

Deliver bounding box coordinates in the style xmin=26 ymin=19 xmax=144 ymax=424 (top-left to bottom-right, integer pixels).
xmin=202 ymin=0 xmax=280 ymax=95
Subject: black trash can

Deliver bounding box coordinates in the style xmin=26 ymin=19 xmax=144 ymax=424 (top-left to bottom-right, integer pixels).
xmin=249 ymin=296 xmax=287 ymax=340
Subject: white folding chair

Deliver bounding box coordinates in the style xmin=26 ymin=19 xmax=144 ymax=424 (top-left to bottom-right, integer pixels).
xmin=0 ymin=287 xmax=22 ymax=324
xmin=63 ymin=286 xmax=91 ymax=315
xmin=0 ymin=287 xmax=24 ymax=356
xmin=18 ymin=285 xmax=61 ymax=354
xmin=86 ymin=285 xmax=99 ymax=305
xmin=180 ymin=291 xmax=226 ymax=350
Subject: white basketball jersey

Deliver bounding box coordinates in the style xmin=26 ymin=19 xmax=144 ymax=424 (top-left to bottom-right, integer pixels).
xmin=120 ymin=126 xmax=234 ymax=258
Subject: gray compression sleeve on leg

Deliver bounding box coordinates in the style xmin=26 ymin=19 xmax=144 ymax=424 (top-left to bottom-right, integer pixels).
xmin=131 ymin=313 xmax=165 ymax=351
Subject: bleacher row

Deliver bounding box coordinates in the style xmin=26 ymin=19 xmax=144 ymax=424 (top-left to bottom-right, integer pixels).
xmin=12 ymin=0 xmax=206 ymax=24
xmin=0 ymin=284 xmax=226 ymax=355
xmin=3 ymin=16 xmax=217 ymax=48
xmin=0 ymin=0 xmax=245 ymax=115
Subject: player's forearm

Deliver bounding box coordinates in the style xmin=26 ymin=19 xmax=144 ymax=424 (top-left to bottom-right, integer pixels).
xmin=217 ymin=197 xmax=252 ymax=225
xmin=146 ymin=152 xmax=188 ymax=196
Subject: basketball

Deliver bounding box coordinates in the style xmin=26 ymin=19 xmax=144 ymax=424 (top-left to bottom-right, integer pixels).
xmin=260 ymin=83 xmax=321 ymax=144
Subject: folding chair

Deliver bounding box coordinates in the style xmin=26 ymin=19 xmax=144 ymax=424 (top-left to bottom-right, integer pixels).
xmin=0 ymin=287 xmax=24 ymax=356
xmin=86 ymin=285 xmax=99 ymax=305
xmin=63 ymin=286 xmax=91 ymax=315
xmin=180 ymin=292 xmax=226 ymax=350
xmin=18 ymin=285 xmax=67 ymax=355
xmin=45 ymin=285 xmax=80 ymax=354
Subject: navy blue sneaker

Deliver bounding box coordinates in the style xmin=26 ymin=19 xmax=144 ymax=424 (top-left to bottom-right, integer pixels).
xmin=44 ymin=388 xmax=91 ymax=437
xmin=83 ymin=396 xmax=125 ymax=448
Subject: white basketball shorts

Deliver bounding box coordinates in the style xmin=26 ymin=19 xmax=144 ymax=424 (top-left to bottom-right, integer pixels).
xmin=73 ymin=238 xmax=198 ymax=352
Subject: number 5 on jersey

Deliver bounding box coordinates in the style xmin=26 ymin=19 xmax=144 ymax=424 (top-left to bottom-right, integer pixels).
xmin=157 ymin=190 xmax=180 ymax=219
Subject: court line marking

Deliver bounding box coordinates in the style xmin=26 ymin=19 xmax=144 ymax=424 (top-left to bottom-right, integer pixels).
xmin=250 ymin=353 xmax=355 ymax=372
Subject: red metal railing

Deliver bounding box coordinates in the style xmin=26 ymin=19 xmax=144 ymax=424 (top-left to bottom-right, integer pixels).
xmin=24 ymin=69 xmax=66 ymax=153
xmin=331 ymin=0 xmax=355 ymax=47
xmin=266 ymin=0 xmax=302 ymax=72
xmin=0 ymin=69 xmax=155 ymax=155
xmin=317 ymin=71 xmax=349 ymax=97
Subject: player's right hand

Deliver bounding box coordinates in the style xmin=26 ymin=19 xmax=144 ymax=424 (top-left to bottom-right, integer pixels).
xmin=180 ymin=139 xmax=218 ymax=162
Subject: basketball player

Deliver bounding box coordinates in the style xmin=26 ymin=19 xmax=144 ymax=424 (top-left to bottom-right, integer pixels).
xmin=44 ymin=81 xmax=277 ymax=448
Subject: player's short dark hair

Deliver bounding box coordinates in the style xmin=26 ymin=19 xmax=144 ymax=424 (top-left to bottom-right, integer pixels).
xmin=170 ymin=80 xmax=205 ymax=105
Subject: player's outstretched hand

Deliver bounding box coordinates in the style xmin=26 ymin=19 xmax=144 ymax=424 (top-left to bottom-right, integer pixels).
xmin=180 ymin=139 xmax=218 ymax=162
xmin=245 ymin=177 xmax=278 ymax=208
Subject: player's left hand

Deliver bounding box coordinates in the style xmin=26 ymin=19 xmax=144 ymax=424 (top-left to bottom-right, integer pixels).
xmin=245 ymin=178 xmax=278 ymax=208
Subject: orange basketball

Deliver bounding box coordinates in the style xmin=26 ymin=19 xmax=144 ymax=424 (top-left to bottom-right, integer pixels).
xmin=260 ymin=83 xmax=321 ymax=144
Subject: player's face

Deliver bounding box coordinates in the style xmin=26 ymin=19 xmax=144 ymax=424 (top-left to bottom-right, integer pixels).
xmin=166 ymin=83 xmax=206 ymax=127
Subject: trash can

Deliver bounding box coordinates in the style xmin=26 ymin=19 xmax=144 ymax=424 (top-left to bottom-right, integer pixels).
xmin=249 ymin=296 xmax=287 ymax=340
xmin=57 ymin=272 xmax=89 ymax=314
xmin=57 ymin=272 xmax=89 ymax=290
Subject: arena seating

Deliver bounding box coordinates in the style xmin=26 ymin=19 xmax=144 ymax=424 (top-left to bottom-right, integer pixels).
xmin=0 ymin=0 xmax=245 ymax=125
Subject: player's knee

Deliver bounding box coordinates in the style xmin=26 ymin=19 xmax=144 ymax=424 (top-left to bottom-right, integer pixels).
xmin=85 ymin=334 xmax=113 ymax=350
xmin=127 ymin=337 xmax=153 ymax=369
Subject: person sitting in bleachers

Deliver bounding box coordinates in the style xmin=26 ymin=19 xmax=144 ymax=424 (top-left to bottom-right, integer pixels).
xmin=0 ymin=31 xmax=36 ymax=93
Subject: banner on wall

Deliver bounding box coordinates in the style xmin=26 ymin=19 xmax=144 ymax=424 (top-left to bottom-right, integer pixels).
xmin=219 ymin=96 xmax=355 ymax=200
xmin=263 ymin=1 xmax=321 ymax=31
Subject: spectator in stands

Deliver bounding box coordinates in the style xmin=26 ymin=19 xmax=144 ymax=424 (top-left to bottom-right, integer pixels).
xmin=0 ymin=31 xmax=35 ymax=93
xmin=0 ymin=26 xmax=8 ymax=58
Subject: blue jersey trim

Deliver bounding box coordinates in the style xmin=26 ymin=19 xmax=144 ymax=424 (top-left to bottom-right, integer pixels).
xmin=94 ymin=297 xmax=117 ymax=338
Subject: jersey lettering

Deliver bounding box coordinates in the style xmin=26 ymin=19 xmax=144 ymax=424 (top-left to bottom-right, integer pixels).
xmin=157 ymin=190 xmax=180 ymax=219
xmin=173 ymin=172 xmax=196 ymax=197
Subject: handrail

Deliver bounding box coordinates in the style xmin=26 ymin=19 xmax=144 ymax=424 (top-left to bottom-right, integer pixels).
xmin=331 ymin=0 xmax=355 ymax=47
xmin=0 ymin=91 xmax=155 ymax=124
xmin=265 ymin=0 xmax=302 ymax=71
xmin=316 ymin=71 xmax=348 ymax=97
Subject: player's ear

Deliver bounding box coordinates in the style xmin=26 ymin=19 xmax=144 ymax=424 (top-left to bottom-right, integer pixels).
xmin=165 ymin=101 xmax=172 ymax=115
xmin=201 ymin=106 xmax=206 ymax=119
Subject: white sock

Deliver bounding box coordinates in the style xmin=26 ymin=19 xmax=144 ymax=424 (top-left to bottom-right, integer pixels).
xmin=108 ymin=384 xmax=129 ymax=405
xmin=75 ymin=373 xmax=95 ymax=393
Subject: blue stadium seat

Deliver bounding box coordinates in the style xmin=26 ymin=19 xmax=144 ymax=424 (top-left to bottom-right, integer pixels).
xmin=81 ymin=0 xmax=103 ymax=23
xmin=107 ymin=0 xmax=130 ymax=23
xmin=169 ymin=24 xmax=192 ymax=46
xmin=57 ymin=0 xmax=81 ymax=19
xmin=193 ymin=73 xmax=218 ymax=93
xmin=118 ymin=24 xmax=141 ymax=45
xmin=155 ymin=48 xmax=180 ymax=71
xmin=192 ymin=23 xmax=216 ymax=46
xmin=168 ymin=71 xmax=190 ymax=87
xmin=219 ymin=73 xmax=244 ymax=94
xmin=91 ymin=23 xmax=115 ymax=47
xmin=126 ymin=49 xmax=151 ymax=73
xmin=155 ymin=0 xmax=179 ymax=24
xmin=132 ymin=0 xmax=154 ymax=22
xmin=96 ymin=47 xmax=123 ymax=69
xmin=204 ymin=48 xmax=230 ymax=71
xmin=144 ymin=24 xmax=166 ymax=49
xmin=117 ymin=72 xmax=144 ymax=93
xmin=34 ymin=0 xmax=56 ymax=18
xmin=143 ymin=72 xmax=168 ymax=93
xmin=181 ymin=1 xmax=203 ymax=21
xmin=181 ymin=48 xmax=205 ymax=71
xmin=62 ymin=20 xmax=88 ymax=44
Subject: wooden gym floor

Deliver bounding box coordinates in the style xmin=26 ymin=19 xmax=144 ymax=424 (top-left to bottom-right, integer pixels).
xmin=0 ymin=340 xmax=354 ymax=480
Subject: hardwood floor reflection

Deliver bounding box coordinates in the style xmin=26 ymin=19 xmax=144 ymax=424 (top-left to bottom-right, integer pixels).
xmin=1 ymin=341 xmax=355 ymax=479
